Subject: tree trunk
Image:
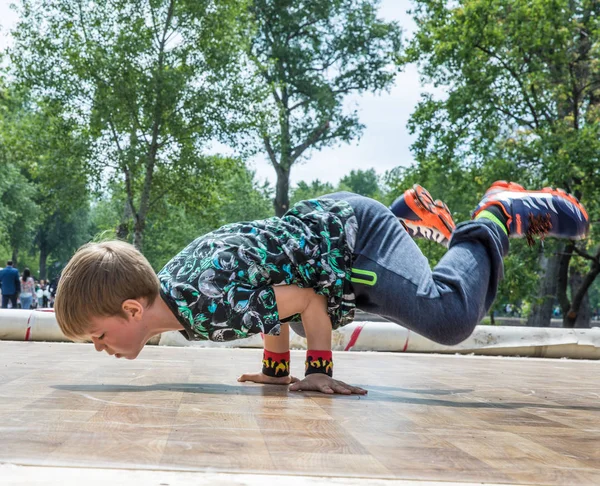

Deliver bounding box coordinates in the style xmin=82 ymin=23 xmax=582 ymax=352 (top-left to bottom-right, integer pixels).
xmin=527 ymin=248 xmax=561 ymax=327
xmin=563 ymin=251 xmax=600 ymax=328
xmin=567 ymin=269 xmax=591 ymax=328
xmin=274 ymin=164 xmax=291 ymax=217
xmin=39 ymin=242 xmax=48 ymax=281
xmin=134 ymin=146 xmax=157 ymax=253
xmin=133 ymin=219 xmax=145 ymax=253
xmin=11 ymin=248 xmax=18 ymax=267
xmin=556 ymin=241 xmax=573 ymax=317
xmin=116 ymin=199 xmax=133 ymax=240
xmin=129 ymin=0 xmax=172 ymax=252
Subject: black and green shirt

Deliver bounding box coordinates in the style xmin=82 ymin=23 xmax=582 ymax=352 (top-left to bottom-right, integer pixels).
xmin=158 ymin=198 xmax=358 ymax=342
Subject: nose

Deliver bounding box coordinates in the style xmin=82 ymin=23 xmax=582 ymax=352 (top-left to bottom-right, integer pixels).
xmin=91 ymin=337 xmax=104 ymax=352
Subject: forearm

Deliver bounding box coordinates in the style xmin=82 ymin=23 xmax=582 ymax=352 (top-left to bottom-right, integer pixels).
xmin=300 ymin=292 xmax=332 ymax=351
xmin=271 ymin=285 xmax=333 ymax=376
xmin=263 ymin=323 xmax=289 ymax=353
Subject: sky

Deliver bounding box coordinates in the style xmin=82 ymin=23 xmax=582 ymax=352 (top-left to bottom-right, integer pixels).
xmin=0 ymin=1 xmax=433 ymax=188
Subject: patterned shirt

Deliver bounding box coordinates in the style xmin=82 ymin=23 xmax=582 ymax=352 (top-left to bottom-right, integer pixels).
xmin=158 ymin=198 xmax=358 ymax=342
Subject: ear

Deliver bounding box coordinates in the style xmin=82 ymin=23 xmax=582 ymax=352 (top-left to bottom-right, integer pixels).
xmin=122 ymin=299 xmax=144 ymax=321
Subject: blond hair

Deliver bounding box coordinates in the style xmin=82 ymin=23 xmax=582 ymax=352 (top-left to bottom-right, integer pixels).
xmin=54 ymin=240 xmax=160 ymax=340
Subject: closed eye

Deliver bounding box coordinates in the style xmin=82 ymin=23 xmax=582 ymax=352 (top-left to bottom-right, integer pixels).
xmin=98 ymin=333 xmax=105 ymax=340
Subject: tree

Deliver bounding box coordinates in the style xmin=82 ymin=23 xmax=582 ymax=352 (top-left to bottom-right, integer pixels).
xmin=11 ymin=0 xmax=252 ymax=252
xmin=339 ymin=168 xmax=382 ymax=199
xmin=211 ymin=165 xmax=273 ymax=225
xmin=0 ymin=85 xmax=92 ymax=280
xmin=0 ymin=163 xmax=39 ymax=264
xmin=0 ymin=82 xmax=41 ymax=264
xmin=290 ymin=179 xmax=335 ymax=205
xmin=406 ymin=0 xmax=600 ymax=327
xmin=2 ymin=174 xmax=39 ymax=265
xmin=248 ymin=0 xmax=402 ymax=216
xmin=37 ymin=205 xmax=92 ymax=280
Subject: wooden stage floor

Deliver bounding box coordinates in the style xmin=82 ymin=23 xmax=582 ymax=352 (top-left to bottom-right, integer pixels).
xmin=1 ymin=341 xmax=599 ymax=485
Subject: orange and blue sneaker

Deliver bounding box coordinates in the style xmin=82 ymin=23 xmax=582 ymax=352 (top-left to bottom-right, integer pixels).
xmin=390 ymin=184 xmax=456 ymax=247
xmin=472 ymin=181 xmax=589 ymax=244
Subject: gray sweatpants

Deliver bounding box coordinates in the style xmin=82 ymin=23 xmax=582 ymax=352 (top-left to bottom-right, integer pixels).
xmin=326 ymin=192 xmax=509 ymax=346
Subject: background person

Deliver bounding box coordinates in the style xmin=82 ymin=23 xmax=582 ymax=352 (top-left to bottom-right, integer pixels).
xmin=0 ymin=261 xmax=21 ymax=309
xmin=39 ymin=279 xmax=50 ymax=308
xmin=19 ymin=268 xmax=37 ymax=310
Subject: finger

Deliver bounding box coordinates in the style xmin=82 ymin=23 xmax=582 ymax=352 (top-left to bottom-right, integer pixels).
xmin=334 ymin=380 xmax=368 ymax=395
xmin=319 ymin=385 xmax=335 ymax=394
xmin=332 ymin=384 xmax=352 ymax=395
xmin=339 ymin=382 xmax=368 ymax=395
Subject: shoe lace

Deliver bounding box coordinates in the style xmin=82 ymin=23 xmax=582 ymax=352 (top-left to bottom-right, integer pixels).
xmin=526 ymin=213 xmax=552 ymax=246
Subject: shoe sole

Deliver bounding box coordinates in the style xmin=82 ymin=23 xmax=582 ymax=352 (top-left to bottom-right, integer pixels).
xmin=401 ymin=220 xmax=449 ymax=246
xmin=409 ymin=184 xmax=456 ymax=235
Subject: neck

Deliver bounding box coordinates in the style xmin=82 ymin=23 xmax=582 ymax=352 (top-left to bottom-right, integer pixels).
xmin=144 ymin=295 xmax=185 ymax=336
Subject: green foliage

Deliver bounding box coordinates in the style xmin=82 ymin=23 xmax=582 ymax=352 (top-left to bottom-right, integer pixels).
xmin=0 ymin=80 xmax=90 ymax=277
xmin=339 ymin=168 xmax=382 ymax=199
xmin=0 ymin=83 xmax=41 ymax=253
xmin=11 ymin=0 xmax=254 ymax=251
xmin=143 ymin=164 xmax=273 ymax=270
xmin=406 ymin=0 xmax=600 ymax=201
xmin=290 ymin=180 xmax=336 ymax=205
xmin=290 ymin=167 xmax=388 ymax=206
xmin=491 ymin=239 xmax=542 ymax=316
xmin=212 ymin=166 xmax=274 ymax=225
xmin=0 ymin=163 xmax=38 ymax=254
xmin=39 ymin=205 xmax=92 ymax=280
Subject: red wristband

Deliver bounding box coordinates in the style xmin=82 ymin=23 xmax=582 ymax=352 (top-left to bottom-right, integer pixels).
xmin=262 ymin=350 xmax=290 ymax=377
xmin=305 ymin=350 xmax=333 ymax=377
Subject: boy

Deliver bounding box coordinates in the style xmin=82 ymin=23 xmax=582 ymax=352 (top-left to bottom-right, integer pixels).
xmin=54 ymin=181 xmax=589 ymax=395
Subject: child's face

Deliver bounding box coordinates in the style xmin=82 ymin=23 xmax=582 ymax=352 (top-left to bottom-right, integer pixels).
xmin=87 ymin=313 xmax=149 ymax=360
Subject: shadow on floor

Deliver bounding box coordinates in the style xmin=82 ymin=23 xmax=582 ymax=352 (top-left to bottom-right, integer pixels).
xmin=52 ymin=383 xmax=600 ymax=411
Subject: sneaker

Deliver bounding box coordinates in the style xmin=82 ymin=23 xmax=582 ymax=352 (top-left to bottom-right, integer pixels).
xmin=390 ymin=184 xmax=456 ymax=247
xmin=472 ymin=181 xmax=589 ymax=242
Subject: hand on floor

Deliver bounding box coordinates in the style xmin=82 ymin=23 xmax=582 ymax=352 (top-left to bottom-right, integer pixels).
xmin=238 ymin=371 xmax=299 ymax=385
xmin=289 ymin=373 xmax=367 ymax=395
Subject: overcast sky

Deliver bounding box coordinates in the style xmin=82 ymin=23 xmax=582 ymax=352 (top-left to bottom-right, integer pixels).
xmin=0 ymin=1 xmax=432 ymax=188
